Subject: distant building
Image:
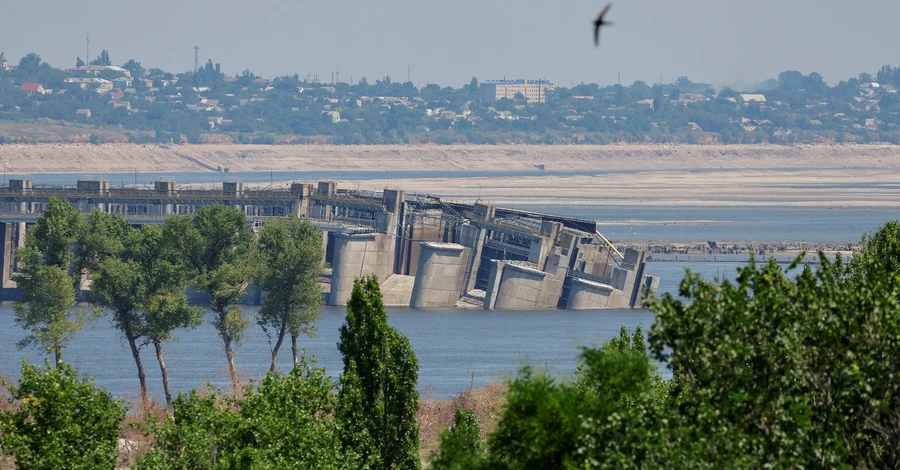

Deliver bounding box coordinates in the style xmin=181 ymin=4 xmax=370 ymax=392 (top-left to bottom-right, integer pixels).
xmin=76 ymin=109 xmax=92 ymax=118
xmin=739 ymin=93 xmax=767 ymax=104
xmin=0 ymin=51 xmax=9 ymax=71
xmin=19 ymin=82 xmax=47 ymax=95
xmin=481 ymin=79 xmax=554 ymax=104
xmin=112 ymin=77 xmax=133 ymax=89
xmin=66 ymin=65 xmax=131 ymax=78
xmin=322 ymin=110 xmax=341 ymax=124
xmin=65 ymin=77 xmax=114 ymax=91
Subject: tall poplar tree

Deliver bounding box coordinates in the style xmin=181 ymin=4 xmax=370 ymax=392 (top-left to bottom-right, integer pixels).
xmin=254 ymin=215 xmax=324 ymax=372
xmin=337 ymin=275 xmax=420 ymax=469
xmin=167 ymin=205 xmax=255 ymax=394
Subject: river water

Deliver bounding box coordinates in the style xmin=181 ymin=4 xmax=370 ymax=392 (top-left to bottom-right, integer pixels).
xmin=0 ymin=258 xmax=801 ymax=401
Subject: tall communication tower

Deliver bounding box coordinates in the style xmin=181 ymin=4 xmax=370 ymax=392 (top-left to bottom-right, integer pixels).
xmin=86 ymin=33 xmax=90 ymax=64
xmin=193 ymin=46 xmax=200 ymax=72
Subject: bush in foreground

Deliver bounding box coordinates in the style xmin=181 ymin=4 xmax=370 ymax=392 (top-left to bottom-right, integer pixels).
xmin=0 ymin=361 xmax=125 ymax=470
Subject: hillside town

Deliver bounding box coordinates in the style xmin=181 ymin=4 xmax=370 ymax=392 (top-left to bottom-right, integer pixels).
xmin=1 ymin=50 xmax=900 ymax=145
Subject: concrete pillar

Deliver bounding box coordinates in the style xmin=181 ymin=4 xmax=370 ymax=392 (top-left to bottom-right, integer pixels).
xmin=493 ymin=263 xmax=556 ymax=310
xmin=329 ymin=231 xmax=395 ymax=306
xmin=16 ymin=223 xmax=25 ymax=249
xmin=0 ymin=223 xmax=13 ymax=288
xmin=290 ymin=183 xmax=312 ymax=217
xmin=410 ymin=242 xmax=469 ymax=308
xmin=459 ymin=225 xmax=487 ymax=293
xmin=566 ymin=277 xmax=625 ymax=309
xmin=483 ymin=260 xmax=505 ymax=310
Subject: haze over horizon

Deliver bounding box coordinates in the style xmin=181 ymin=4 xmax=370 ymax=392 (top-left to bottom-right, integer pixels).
xmin=2 ymin=0 xmax=898 ymax=88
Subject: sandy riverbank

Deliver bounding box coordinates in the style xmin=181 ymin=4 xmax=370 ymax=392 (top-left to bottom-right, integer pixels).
xmin=4 ymin=143 xmax=900 ymax=210
xmin=2 ymin=143 xmax=900 ymax=174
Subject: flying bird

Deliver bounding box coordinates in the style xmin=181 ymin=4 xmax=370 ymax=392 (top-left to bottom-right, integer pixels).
xmin=593 ymin=3 xmax=613 ymax=47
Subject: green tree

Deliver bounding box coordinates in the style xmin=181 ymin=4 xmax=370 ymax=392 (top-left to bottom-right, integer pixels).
xmin=847 ymin=219 xmax=900 ymax=281
xmin=17 ymin=53 xmax=43 ymax=76
xmin=167 ymin=205 xmax=255 ymax=394
xmin=136 ymin=357 xmax=355 ymax=469
xmin=429 ymin=408 xmax=483 ymax=470
xmin=25 ymin=198 xmax=82 ymax=274
xmin=144 ymin=222 xmax=204 ymax=406
xmin=479 ymin=326 xmax=667 ymax=469
xmin=0 ymin=361 xmax=125 ymax=470
xmin=86 ymin=214 xmax=152 ymax=403
xmin=254 ymin=215 xmax=324 ymax=371
xmin=13 ymin=198 xmax=92 ymax=364
xmin=12 ymin=264 xmax=83 ymax=365
xmin=121 ymin=59 xmax=145 ymax=78
xmin=337 ymin=275 xmax=421 ymax=469
xmin=90 ymin=49 xmax=111 ymax=66
xmin=649 ymin=253 xmax=900 ymax=468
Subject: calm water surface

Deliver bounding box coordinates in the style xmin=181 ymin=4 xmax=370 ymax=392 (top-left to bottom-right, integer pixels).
xmin=0 ymin=258 xmax=759 ymax=400
xmin=0 ymin=305 xmax=658 ymax=400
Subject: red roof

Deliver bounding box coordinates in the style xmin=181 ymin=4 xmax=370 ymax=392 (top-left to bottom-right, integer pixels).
xmin=19 ymin=82 xmax=43 ymax=91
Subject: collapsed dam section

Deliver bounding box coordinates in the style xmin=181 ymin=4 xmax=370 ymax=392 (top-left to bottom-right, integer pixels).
xmin=0 ymin=178 xmax=658 ymax=309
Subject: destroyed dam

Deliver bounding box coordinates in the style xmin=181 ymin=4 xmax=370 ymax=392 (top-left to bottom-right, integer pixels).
xmin=0 ymin=178 xmax=658 ymax=310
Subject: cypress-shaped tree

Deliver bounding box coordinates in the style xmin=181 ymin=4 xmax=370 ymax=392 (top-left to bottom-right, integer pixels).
xmin=337 ymin=275 xmax=421 ymax=469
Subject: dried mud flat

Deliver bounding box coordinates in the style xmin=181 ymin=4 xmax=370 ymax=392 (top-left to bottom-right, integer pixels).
xmin=4 ymin=143 xmax=900 ymax=210
xmin=2 ymin=143 xmax=900 ymax=174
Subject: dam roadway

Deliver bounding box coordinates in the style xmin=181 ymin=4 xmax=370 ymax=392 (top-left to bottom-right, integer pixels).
xmin=0 ymin=178 xmax=658 ymax=310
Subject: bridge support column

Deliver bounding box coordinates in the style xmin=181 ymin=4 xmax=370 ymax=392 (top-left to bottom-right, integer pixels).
xmin=16 ymin=223 xmax=25 ymax=249
xmin=1 ymin=223 xmax=14 ymax=288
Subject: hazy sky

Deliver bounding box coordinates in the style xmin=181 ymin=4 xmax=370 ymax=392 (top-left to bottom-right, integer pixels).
xmin=2 ymin=0 xmax=898 ymax=88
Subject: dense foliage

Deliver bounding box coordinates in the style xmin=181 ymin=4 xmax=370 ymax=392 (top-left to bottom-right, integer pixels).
xmin=432 ymin=221 xmax=900 ymax=468
xmin=13 ymin=199 xmax=96 ymax=364
xmin=254 ymin=215 xmax=325 ymax=372
xmin=338 ymin=276 xmax=421 ymax=469
xmin=164 ymin=204 xmax=257 ymax=394
xmin=0 ymin=361 xmax=125 ymax=469
xmin=2 ymin=51 xmax=900 ymax=144
xmin=136 ymin=357 xmax=356 ymax=469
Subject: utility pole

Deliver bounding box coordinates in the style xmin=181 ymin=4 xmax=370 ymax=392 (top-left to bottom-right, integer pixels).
xmin=194 ymin=46 xmax=200 ymax=72
xmin=407 ymin=64 xmax=411 ymax=83
xmin=336 ymin=68 xmax=339 ymax=83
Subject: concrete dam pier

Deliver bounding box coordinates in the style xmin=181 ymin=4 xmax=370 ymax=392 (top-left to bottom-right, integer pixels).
xmin=0 ymin=178 xmax=658 ymax=309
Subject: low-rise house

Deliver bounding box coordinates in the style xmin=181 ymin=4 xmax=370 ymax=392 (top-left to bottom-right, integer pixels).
xmin=109 ymin=101 xmax=131 ymax=110
xmin=19 ymin=82 xmax=47 ymax=95
xmin=740 ymin=94 xmax=767 ymax=104
xmin=64 ymin=77 xmax=113 ymax=91
xmin=105 ymin=90 xmax=125 ymax=101
xmin=76 ymin=109 xmax=92 ymax=118
xmin=66 ymin=65 xmax=130 ymax=78
xmin=112 ymin=77 xmax=132 ymax=89
xmin=322 ymin=110 xmax=341 ymax=123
